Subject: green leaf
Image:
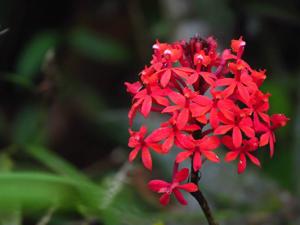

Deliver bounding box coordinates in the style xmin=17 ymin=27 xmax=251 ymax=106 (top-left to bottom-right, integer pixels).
xmin=68 ymin=29 xmax=130 ymax=62
xmin=261 ymin=80 xmax=292 ymax=116
xmin=2 ymin=73 xmax=34 ymax=89
xmin=15 ymin=31 xmax=59 ymax=82
xmin=0 ymin=172 xmax=103 ymax=212
xmin=0 ymin=209 xmax=21 ymax=225
xmin=12 ymin=106 xmax=47 ymax=145
xmin=25 ymin=145 xmax=90 ymax=183
xmin=0 ymin=153 xmax=14 ymax=172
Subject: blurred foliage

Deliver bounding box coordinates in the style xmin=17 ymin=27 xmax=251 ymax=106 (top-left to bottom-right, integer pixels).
xmin=0 ymin=0 xmax=298 ymax=224
xmin=68 ymin=29 xmax=130 ymax=63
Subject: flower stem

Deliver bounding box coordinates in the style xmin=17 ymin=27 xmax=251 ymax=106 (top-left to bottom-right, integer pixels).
xmin=190 ymin=168 xmax=218 ymax=225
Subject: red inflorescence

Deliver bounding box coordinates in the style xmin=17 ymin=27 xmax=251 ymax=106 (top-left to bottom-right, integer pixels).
xmin=125 ymin=36 xmax=289 ymax=206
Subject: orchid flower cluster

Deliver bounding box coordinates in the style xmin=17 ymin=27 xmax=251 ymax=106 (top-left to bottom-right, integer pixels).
xmin=125 ymin=36 xmax=288 ymax=206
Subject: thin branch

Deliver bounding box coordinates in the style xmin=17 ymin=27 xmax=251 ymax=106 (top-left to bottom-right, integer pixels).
xmin=190 ymin=163 xmax=218 ymax=225
xmin=0 ymin=28 xmax=9 ymax=36
xmin=36 ymin=206 xmax=57 ymax=225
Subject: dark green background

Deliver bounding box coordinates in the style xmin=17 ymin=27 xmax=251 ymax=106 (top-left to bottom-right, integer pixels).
xmin=0 ymin=0 xmax=298 ymax=224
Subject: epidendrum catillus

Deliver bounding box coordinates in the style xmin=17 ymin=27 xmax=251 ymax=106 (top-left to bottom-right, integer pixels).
xmin=125 ymin=35 xmax=289 ymax=225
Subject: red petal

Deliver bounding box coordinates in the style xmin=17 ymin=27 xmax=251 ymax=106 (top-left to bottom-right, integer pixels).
xmin=147 ymin=143 xmax=162 ymax=153
xmin=176 ymin=151 xmax=193 ymax=163
xmin=214 ymin=125 xmax=234 ymax=135
xmin=253 ymin=113 xmax=269 ymax=132
xmin=202 ymin=151 xmax=220 ymax=162
xmin=216 ymin=78 xmax=234 ymax=86
xmin=125 ymin=81 xmax=142 ymax=94
xmin=239 ymin=117 xmax=253 ymax=126
xmin=237 ymin=84 xmax=250 ymax=103
xmin=177 ymin=108 xmax=189 ymax=130
xmin=199 ymin=135 xmax=220 ymax=151
xmin=192 ymin=95 xmax=212 ymax=106
xmin=240 ymin=125 xmax=255 ymax=138
xmin=222 ymin=83 xmax=236 ymax=98
xmin=186 ymin=73 xmax=198 ymax=84
xmin=221 ymin=135 xmax=235 ymax=150
xmin=174 ymin=168 xmax=189 ymax=182
xmin=177 ymin=183 xmax=198 ymax=192
xmin=200 ymin=72 xmax=216 ymax=85
xmin=190 ymin=103 xmax=211 ymax=117
xmin=162 ymin=105 xmax=181 ymax=113
xmin=141 ymin=96 xmax=152 ymax=117
xmin=133 ymin=89 xmax=147 ymax=99
xmin=259 ymin=132 xmax=270 ymax=147
xmin=240 ymin=72 xmax=253 ymax=85
xmin=196 ymin=115 xmax=208 ymax=124
xmin=231 ymin=37 xmax=245 ymax=53
xmin=168 ymin=91 xmax=186 ymax=106
xmin=148 ymin=180 xmax=170 ymax=192
xmin=237 ymin=153 xmax=247 ymax=174
xmin=139 ymin=125 xmax=147 ymax=135
xmin=210 ymin=107 xmax=219 ymax=129
xmin=129 ymin=147 xmax=140 ymax=162
xmin=225 ymin=151 xmax=239 ymax=162
xmin=174 ymin=67 xmax=195 ymax=73
xmin=269 ymin=133 xmax=275 ymax=157
xmin=176 ymin=133 xmax=195 ymax=149
xmin=193 ymin=152 xmax=202 ymax=171
xmin=246 ymin=153 xmax=261 ymax=167
xmin=160 ymin=69 xmax=171 ymax=87
xmin=184 ymin=124 xmax=201 ymax=132
xmin=162 ymin=134 xmax=174 ymax=153
xmin=152 ymin=95 xmax=169 ymax=106
xmin=173 ymin=189 xmax=187 ymax=205
xmin=173 ymin=67 xmax=194 ymax=79
xmin=146 ymin=127 xmax=171 ymax=142
xmin=217 ymin=100 xmax=235 ymax=121
xmin=258 ymin=112 xmax=270 ymax=124
xmin=232 ymin=126 xmax=242 ymax=148
xmin=128 ymin=98 xmax=143 ymax=126
xmin=141 ymin=147 xmax=152 ymax=170
xmin=159 ymin=193 xmax=171 ymax=206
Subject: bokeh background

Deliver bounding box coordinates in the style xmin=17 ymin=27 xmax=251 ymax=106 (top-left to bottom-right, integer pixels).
xmin=0 ymin=0 xmax=299 ymax=224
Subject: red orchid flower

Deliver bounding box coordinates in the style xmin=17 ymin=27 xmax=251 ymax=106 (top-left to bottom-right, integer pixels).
xmin=223 ymin=135 xmax=260 ymax=174
xmin=254 ymin=113 xmax=289 ymax=157
xmin=127 ymin=85 xmax=169 ymax=125
xmin=128 ymin=126 xmax=162 ymax=170
xmin=146 ymin=113 xmax=201 ymax=153
xmin=176 ymin=135 xmax=220 ymax=172
xmin=215 ymin=68 xmax=257 ymax=104
xmin=247 ymin=90 xmax=270 ymax=124
xmin=125 ymin=35 xmax=289 ymax=208
xmin=214 ymin=105 xmax=255 ymax=148
xmin=148 ymin=167 xmax=198 ymax=205
xmin=163 ymin=88 xmax=213 ymax=129
xmin=155 ymin=67 xmax=196 ymax=88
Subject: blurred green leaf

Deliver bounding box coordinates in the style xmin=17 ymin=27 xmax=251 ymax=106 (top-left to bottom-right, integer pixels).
xmin=2 ymin=73 xmax=34 ymax=89
xmin=12 ymin=105 xmax=47 ymax=145
xmin=100 ymin=163 xmax=132 ymax=210
xmin=0 ymin=153 xmax=14 ymax=172
xmin=25 ymin=145 xmax=90 ymax=182
xmin=15 ymin=31 xmax=59 ymax=83
xmin=68 ymin=29 xmax=130 ymax=62
xmin=0 ymin=172 xmax=103 ymax=212
xmin=0 ymin=110 xmax=7 ymax=137
xmin=0 ymin=209 xmax=21 ymax=225
xmin=261 ymin=80 xmax=292 ymax=116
